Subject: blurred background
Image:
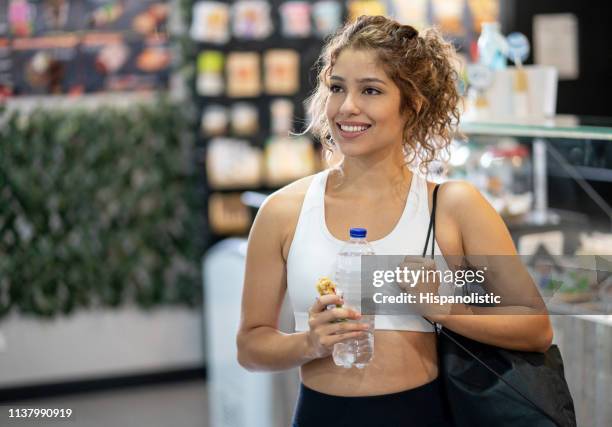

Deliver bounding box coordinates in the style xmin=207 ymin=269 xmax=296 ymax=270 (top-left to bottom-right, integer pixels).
xmin=0 ymin=1 xmax=611 ymax=426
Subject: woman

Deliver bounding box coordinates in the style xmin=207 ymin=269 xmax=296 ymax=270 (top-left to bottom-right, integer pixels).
xmin=236 ymin=15 xmax=553 ymax=427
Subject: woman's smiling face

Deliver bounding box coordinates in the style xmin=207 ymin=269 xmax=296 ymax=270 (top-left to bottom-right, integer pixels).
xmin=325 ymin=48 xmax=407 ymax=159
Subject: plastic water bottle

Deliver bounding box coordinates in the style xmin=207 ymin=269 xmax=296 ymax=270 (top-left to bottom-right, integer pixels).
xmin=477 ymin=22 xmax=508 ymax=70
xmin=332 ymin=227 xmax=375 ymax=369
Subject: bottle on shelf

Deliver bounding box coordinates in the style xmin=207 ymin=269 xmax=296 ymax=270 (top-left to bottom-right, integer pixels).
xmin=332 ymin=227 xmax=375 ymax=369
xmin=477 ymin=22 xmax=508 ymax=71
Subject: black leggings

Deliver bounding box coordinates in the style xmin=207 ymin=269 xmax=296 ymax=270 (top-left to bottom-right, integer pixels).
xmin=292 ymin=377 xmax=453 ymax=427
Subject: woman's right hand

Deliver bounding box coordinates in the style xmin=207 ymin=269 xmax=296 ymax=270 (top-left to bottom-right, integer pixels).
xmin=306 ymin=294 xmax=370 ymax=359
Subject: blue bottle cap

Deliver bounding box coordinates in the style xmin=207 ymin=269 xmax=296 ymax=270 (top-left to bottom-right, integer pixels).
xmin=349 ymin=227 xmax=367 ymax=238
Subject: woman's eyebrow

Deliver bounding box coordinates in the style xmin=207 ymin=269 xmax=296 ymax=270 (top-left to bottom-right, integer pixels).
xmin=329 ymin=75 xmax=387 ymax=85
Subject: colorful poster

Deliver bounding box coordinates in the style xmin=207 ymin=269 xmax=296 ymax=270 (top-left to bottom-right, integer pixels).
xmin=10 ymin=34 xmax=81 ymax=95
xmin=4 ymin=0 xmax=171 ymax=96
xmin=78 ymin=32 xmax=171 ymax=93
xmin=84 ymin=0 xmax=168 ymax=34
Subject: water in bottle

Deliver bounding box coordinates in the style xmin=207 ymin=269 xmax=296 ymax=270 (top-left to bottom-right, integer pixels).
xmin=332 ymin=227 xmax=375 ymax=369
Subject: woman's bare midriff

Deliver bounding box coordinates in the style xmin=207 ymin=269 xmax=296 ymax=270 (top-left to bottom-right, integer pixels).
xmin=300 ymin=330 xmax=439 ymax=396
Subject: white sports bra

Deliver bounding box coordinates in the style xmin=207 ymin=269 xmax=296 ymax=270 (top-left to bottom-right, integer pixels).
xmin=286 ymin=169 xmax=452 ymax=332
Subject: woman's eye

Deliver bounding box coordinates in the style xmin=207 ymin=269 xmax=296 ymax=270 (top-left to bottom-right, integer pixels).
xmin=329 ymin=85 xmax=343 ymax=93
xmin=364 ymin=87 xmax=381 ymax=95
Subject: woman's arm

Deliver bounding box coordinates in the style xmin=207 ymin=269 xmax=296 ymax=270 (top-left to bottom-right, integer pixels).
xmin=236 ymin=191 xmax=315 ymax=371
xmin=236 ymin=187 xmax=366 ymax=371
xmin=432 ymin=182 xmax=553 ymax=353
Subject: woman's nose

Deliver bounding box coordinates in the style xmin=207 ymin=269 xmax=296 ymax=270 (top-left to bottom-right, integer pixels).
xmin=339 ymin=92 xmax=361 ymax=115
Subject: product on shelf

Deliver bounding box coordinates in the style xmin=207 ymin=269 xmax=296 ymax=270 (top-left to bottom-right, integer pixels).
xmin=264 ymin=136 xmax=316 ymax=186
xmin=226 ymin=52 xmax=261 ymax=97
xmin=576 ymin=233 xmax=612 ymax=256
xmin=201 ymin=105 xmax=228 ymax=136
xmin=230 ymin=103 xmax=259 ymax=136
xmin=232 ymin=0 xmax=273 ymax=40
xmin=264 ymin=49 xmax=300 ymax=95
xmin=389 ymin=0 xmax=428 ymax=28
xmin=279 ymin=2 xmax=312 ymax=38
xmin=312 ymin=1 xmax=343 ymax=38
xmin=467 ymin=0 xmax=500 ymax=33
xmin=208 ymin=193 xmax=251 ymax=235
xmin=207 ymin=138 xmax=263 ymax=189
xmin=270 ymin=98 xmax=294 ymax=136
xmin=431 ymin=0 xmax=464 ymax=35
xmin=190 ymin=1 xmax=230 ymax=44
xmin=197 ymin=50 xmax=224 ymax=96
xmin=347 ymin=0 xmax=387 ymax=22
xmin=477 ymin=22 xmax=508 ymax=70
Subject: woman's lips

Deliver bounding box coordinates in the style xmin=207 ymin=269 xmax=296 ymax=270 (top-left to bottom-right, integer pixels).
xmin=336 ymin=123 xmax=371 ymax=139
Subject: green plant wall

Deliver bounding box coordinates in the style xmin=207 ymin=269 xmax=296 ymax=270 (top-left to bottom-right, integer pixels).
xmin=0 ymin=99 xmax=203 ymax=318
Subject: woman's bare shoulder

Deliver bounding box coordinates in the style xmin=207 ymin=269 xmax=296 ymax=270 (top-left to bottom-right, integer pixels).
xmin=261 ymin=174 xmax=318 ymax=216
xmin=250 ymin=173 xmax=321 ymax=260
xmin=252 ymin=173 xmax=319 ymax=239
xmin=426 ymin=180 xmax=482 ymax=214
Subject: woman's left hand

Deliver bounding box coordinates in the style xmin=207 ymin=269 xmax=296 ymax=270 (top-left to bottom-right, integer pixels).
xmin=396 ymin=256 xmax=449 ymax=324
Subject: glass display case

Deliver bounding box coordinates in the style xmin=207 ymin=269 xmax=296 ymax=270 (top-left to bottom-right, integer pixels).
xmin=459 ymin=117 xmax=612 ymax=427
xmin=458 ymin=116 xmax=612 ymax=230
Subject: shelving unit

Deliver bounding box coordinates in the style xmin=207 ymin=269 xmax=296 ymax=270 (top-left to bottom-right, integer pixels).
xmin=190 ymin=0 xmax=347 ymax=251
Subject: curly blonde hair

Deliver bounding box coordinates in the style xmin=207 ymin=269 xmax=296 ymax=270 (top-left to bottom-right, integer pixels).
xmin=304 ymin=15 xmax=461 ymax=173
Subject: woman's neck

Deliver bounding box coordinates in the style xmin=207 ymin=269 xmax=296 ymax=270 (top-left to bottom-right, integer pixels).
xmin=329 ymin=146 xmax=412 ymax=197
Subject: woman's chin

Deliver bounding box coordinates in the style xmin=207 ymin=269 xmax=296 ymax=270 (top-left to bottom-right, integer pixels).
xmin=336 ymin=143 xmax=389 ymax=159
xmin=335 ymin=140 xmax=370 ymax=157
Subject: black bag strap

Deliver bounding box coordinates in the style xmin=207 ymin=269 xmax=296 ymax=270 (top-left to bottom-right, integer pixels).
xmin=422 ymin=183 xmax=440 ymax=259
xmin=421 ymin=183 xmax=561 ymax=426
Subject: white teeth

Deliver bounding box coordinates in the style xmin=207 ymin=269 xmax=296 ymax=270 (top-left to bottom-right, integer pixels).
xmin=339 ymin=124 xmax=369 ymax=132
